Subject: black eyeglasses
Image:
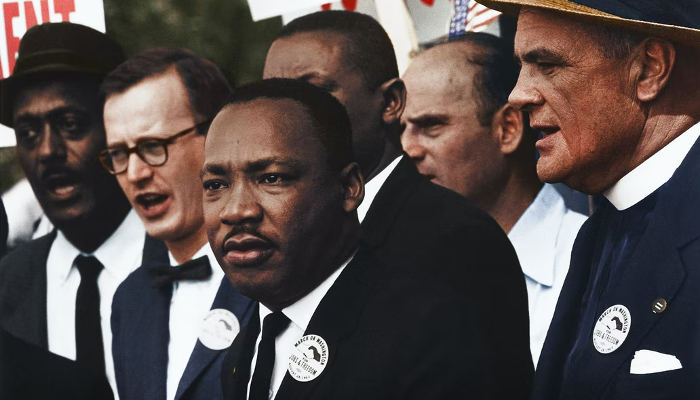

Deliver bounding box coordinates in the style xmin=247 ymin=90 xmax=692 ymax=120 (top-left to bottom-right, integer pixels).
xmin=99 ymin=120 xmax=210 ymax=175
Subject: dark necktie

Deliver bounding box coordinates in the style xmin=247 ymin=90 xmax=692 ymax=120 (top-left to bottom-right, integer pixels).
xmin=74 ymin=255 xmax=105 ymax=373
xmin=149 ymin=255 xmax=213 ymax=287
xmin=249 ymin=312 xmax=291 ymax=400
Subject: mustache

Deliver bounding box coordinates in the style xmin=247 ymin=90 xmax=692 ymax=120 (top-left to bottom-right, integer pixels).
xmin=222 ymin=225 xmax=274 ymax=245
xmin=39 ymin=166 xmax=82 ymax=182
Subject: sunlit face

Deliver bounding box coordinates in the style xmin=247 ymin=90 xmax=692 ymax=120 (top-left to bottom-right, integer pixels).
xmin=510 ymin=8 xmax=645 ymax=193
xmin=201 ymin=99 xmax=354 ymax=308
xmin=104 ymin=69 xmax=207 ymax=244
xmin=13 ymin=80 xmax=125 ymax=227
xmin=401 ymin=43 xmax=505 ymax=205
xmin=263 ymin=32 xmax=386 ymax=174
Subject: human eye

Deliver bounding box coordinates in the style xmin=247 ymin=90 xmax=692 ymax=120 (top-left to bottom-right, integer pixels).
xmin=55 ymin=113 xmax=89 ymax=138
xmin=259 ymin=174 xmax=285 ymax=185
xmin=203 ymin=180 xmax=228 ymax=191
xmin=14 ymin=123 xmax=41 ymax=146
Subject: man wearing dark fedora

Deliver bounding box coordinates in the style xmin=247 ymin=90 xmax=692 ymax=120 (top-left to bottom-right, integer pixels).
xmin=474 ymin=0 xmax=700 ymax=398
xmin=0 ymin=22 xmax=149 ymax=398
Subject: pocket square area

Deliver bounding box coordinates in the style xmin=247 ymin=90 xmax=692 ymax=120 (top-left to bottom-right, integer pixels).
xmin=630 ymin=350 xmax=682 ymax=374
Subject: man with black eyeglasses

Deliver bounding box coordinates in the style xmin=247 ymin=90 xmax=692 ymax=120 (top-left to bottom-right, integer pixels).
xmin=102 ymin=47 xmax=254 ymax=400
xmin=0 ymin=22 xmax=143 ymax=399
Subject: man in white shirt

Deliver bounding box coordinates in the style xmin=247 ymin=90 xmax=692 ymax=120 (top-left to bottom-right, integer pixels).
xmin=205 ymin=78 xmax=482 ymax=400
xmin=474 ymin=0 xmax=700 ymax=398
xmin=0 ymin=22 xmax=141 ymax=398
xmin=263 ymin=11 xmax=533 ymax=398
xmin=102 ymin=47 xmax=254 ymax=400
xmin=401 ymin=32 xmax=587 ymax=366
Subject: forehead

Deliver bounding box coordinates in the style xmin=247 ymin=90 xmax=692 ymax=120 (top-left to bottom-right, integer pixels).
xmin=515 ymin=8 xmax=601 ymax=59
xmin=264 ymin=31 xmax=357 ymax=80
xmin=205 ymin=99 xmax=327 ymax=168
xmin=13 ymin=80 xmax=98 ymax=119
xmin=403 ymin=46 xmax=481 ymax=116
xmin=104 ymin=69 xmax=194 ymax=145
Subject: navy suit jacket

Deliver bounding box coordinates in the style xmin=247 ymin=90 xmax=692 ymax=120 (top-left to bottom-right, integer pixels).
xmin=111 ymin=236 xmax=255 ymax=400
xmin=532 ymin=135 xmax=700 ymax=400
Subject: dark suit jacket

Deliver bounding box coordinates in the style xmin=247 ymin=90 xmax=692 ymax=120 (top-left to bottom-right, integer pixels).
xmin=532 ymin=136 xmax=700 ymax=400
xmin=362 ymin=156 xmax=533 ymax=399
xmin=222 ymin=247 xmax=482 ymax=400
xmin=1 ymin=198 xmax=7 ymax=259
xmin=0 ymin=328 xmax=113 ymax=400
xmin=111 ymin=238 xmax=256 ymax=400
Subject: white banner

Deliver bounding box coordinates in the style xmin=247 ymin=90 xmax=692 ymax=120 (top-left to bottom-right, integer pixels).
xmin=246 ymin=0 xmax=331 ymax=22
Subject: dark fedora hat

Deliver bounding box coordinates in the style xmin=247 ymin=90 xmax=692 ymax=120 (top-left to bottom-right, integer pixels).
xmin=0 ymin=22 xmax=126 ymax=127
xmin=475 ymin=0 xmax=700 ymax=45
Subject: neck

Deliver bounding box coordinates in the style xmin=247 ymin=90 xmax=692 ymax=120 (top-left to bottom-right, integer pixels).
xmin=167 ymin=224 xmax=209 ymax=265
xmin=484 ymin=164 xmax=542 ymax=234
xmin=364 ymin=138 xmax=402 ymax=182
xmin=60 ymin=202 xmax=131 ymax=254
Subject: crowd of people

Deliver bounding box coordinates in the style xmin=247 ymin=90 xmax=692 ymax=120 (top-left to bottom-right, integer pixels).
xmin=1 ymin=0 xmax=699 ymax=399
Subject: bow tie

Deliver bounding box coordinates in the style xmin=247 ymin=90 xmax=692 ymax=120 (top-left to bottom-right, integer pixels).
xmin=149 ymin=255 xmax=213 ymax=287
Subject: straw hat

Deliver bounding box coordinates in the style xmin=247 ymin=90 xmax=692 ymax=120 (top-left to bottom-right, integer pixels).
xmin=475 ymin=0 xmax=700 ymax=45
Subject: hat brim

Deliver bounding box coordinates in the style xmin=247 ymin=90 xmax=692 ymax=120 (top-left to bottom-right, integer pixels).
xmin=476 ymin=0 xmax=700 ymax=46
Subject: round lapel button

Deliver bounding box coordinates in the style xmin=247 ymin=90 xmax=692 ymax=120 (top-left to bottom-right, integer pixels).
xmin=652 ymin=298 xmax=667 ymax=314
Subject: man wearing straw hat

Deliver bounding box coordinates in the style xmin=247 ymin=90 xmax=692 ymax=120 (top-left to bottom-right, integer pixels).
xmin=473 ymin=0 xmax=700 ymax=398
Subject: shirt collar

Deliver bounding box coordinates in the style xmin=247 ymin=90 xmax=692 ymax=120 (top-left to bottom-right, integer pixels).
xmin=259 ymin=251 xmax=356 ymax=333
xmin=167 ymin=242 xmax=225 ymax=283
xmin=508 ymin=184 xmax=566 ymax=287
xmin=604 ymin=122 xmax=700 ymax=210
xmin=51 ymin=209 xmax=145 ymax=283
xmin=357 ymin=155 xmax=403 ymax=223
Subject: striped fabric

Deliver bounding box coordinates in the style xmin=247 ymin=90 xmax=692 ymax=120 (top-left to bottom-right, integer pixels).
xmin=465 ymin=0 xmax=502 ymax=33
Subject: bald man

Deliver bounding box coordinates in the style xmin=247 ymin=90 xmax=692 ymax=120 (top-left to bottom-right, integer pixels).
xmin=401 ymin=33 xmax=587 ymax=365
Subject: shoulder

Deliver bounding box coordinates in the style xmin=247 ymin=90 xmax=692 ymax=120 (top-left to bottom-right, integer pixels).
xmin=0 ymin=232 xmax=55 ymax=279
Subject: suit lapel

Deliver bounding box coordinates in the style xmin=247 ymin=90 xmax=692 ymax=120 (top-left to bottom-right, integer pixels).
xmin=3 ymin=231 xmax=55 ymax=349
xmin=175 ymin=277 xmax=255 ymax=399
xmin=275 ymin=248 xmax=377 ymax=400
xmin=226 ymin=304 xmax=261 ymax=399
xmin=361 ymin=156 xmax=420 ymax=249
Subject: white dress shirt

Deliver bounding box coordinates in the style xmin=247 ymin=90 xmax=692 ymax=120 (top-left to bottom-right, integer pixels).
xmin=46 ymin=209 xmax=145 ymax=399
xmin=357 ymin=155 xmax=402 ymax=222
xmin=247 ymin=253 xmax=355 ymax=400
xmin=604 ymin=121 xmax=700 ymax=210
xmin=508 ymin=184 xmax=587 ymax=367
xmin=166 ymin=243 xmax=226 ymax=400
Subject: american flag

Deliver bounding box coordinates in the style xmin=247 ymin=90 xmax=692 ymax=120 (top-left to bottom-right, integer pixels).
xmin=449 ymin=0 xmax=502 ymax=38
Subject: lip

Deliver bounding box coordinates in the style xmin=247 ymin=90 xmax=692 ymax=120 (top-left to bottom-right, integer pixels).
xmin=134 ymin=192 xmax=172 ymax=219
xmin=223 ymin=234 xmax=275 ymax=266
xmin=532 ymin=124 xmax=561 ymax=152
xmin=41 ymin=170 xmax=82 ymax=202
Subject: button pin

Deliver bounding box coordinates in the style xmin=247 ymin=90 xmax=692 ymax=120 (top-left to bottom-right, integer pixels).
xmin=652 ymin=298 xmax=667 ymax=314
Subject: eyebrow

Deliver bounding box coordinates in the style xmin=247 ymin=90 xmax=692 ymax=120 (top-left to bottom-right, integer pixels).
xmin=200 ymin=157 xmax=305 ymax=179
xmin=407 ymin=113 xmax=449 ymax=126
xmin=518 ymin=47 xmax=566 ymax=64
xmin=200 ymin=163 xmax=229 ymax=179
xmin=15 ymin=105 xmax=88 ymax=123
xmin=296 ymin=73 xmax=340 ymax=92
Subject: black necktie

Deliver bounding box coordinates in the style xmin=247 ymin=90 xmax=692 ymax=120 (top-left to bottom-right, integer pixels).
xmin=74 ymin=255 xmax=105 ymax=373
xmin=149 ymin=255 xmax=213 ymax=287
xmin=249 ymin=312 xmax=291 ymax=400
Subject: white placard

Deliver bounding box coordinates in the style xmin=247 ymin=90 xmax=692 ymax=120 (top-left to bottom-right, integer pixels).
xmin=247 ymin=0 xmax=331 ymax=22
xmin=0 ymin=0 xmax=105 ymax=79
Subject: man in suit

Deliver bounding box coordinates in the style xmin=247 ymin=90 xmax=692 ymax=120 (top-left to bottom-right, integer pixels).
xmin=401 ymin=32 xmax=587 ymax=366
xmin=204 ymin=78 xmax=482 ymax=400
xmin=102 ymin=47 xmax=255 ymax=400
xmin=475 ymin=0 xmax=700 ymax=398
xmin=262 ymin=11 xmax=532 ymax=398
xmin=0 ymin=22 xmax=144 ymax=398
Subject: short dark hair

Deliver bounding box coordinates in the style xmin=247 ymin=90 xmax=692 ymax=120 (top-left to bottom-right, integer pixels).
xmin=423 ymin=32 xmax=520 ymax=127
xmin=101 ymin=47 xmax=231 ymax=134
xmin=278 ymin=11 xmax=398 ymax=89
xmin=587 ymin=22 xmax=647 ymax=60
xmin=225 ymin=78 xmax=354 ymax=172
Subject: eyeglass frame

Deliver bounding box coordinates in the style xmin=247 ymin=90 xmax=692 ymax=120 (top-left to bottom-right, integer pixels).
xmin=99 ymin=120 xmax=210 ymax=175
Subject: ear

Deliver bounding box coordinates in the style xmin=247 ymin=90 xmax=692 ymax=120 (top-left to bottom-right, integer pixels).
xmin=380 ymin=78 xmax=406 ymax=125
xmin=492 ymin=104 xmax=525 ymax=155
xmin=635 ymin=38 xmax=676 ymax=102
xmin=340 ymin=162 xmax=365 ymax=213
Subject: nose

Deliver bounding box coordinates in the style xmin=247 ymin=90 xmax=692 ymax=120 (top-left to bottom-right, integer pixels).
xmin=401 ymin=127 xmax=426 ymax=162
xmin=220 ymin=181 xmax=263 ymax=226
xmin=37 ymin=123 xmax=67 ymax=163
xmin=125 ymin=152 xmax=153 ymax=184
xmin=508 ymin=69 xmax=544 ymax=113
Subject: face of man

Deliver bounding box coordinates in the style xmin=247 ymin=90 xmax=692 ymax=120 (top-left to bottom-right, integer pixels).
xmin=202 ymin=99 xmax=354 ymax=308
xmin=510 ymin=8 xmax=645 ymax=193
xmin=103 ymin=68 xmax=206 ymax=244
xmin=401 ymin=43 xmax=506 ymax=204
xmin=263 ymin=32 xmax=386 ymax=174
xmin=13 ymin=80 xmax=124 ymax=227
